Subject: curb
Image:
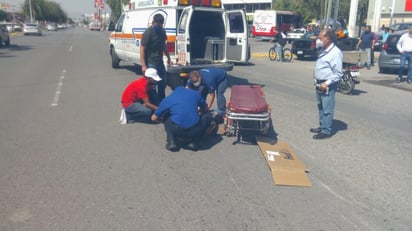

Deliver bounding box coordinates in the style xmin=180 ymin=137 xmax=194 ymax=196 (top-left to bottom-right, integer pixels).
xmin=252 ymin=53 xmax=268 ymax=58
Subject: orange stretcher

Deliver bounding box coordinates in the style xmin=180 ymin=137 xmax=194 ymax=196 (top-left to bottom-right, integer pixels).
xmin=223 ymin=85 xmax=272 ymax=144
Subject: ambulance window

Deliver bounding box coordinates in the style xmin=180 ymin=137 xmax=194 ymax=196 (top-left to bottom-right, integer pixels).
xmin=115 ymin=14 xmax=125 ymax=32
xmin=229 ymin=14 xmax=244 ymax=33
xmin=178 ymin=12 xmax=188 ymax=33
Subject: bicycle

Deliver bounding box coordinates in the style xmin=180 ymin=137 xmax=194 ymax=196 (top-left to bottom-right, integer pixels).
xmin=268 ymin=42 xmax=293 ymax=62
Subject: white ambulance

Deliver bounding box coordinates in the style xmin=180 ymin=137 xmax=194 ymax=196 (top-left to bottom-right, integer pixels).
xmin=109 ymin=0 xmax=249 ymax=76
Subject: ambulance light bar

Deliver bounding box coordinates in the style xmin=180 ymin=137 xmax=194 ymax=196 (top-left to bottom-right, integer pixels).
xmin=178 ymin=0 xmax=221 ymax=8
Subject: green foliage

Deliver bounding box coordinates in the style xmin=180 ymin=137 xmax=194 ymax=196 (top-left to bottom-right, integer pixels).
xmin=273 ymin=0 xmax=368 ymax=27
xmin=23 ymin=0 xmax=67 ymax=23
xmin=0 ymin=9 xmax=7 ymax=21
xmin=105 ymin=0 xmax=130 ymax=24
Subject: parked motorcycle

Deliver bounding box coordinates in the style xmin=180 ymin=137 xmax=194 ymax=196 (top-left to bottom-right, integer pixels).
xmin=337 ymin=63 xmax=360 ymax=94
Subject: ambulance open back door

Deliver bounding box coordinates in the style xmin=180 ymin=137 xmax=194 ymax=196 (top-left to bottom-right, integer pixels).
xmin=225 ymin=10 xmax=249 ymax=63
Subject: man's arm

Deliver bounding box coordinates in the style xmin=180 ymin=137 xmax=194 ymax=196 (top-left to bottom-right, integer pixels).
xmin=140 ymin=45 xmax=147 ymax=73
xmin=207 ymin=92 xmax=215 ymax=110
xmin=142 ymin=98 xmax=157 ymax=111
xmin=163 ymin=45 xmax=172 ymax=66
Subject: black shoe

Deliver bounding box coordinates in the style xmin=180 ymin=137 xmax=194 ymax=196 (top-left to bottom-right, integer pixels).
xmin=184 ymin=142 xmax=199 ymax=151
xmin=166 ymin=141 xmax=179 ymax=152
xmin=395 ymin=77 xmax=404 ymax=83
xmin=313 ymin=132 xmax=332 ymax=140
xmin=309 ymin=127 xmax=321 ymax=133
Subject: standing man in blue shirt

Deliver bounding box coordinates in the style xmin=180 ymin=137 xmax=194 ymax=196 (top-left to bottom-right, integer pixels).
xmin=151 ymin=76 xmax=213 ymax=151
xmin=356 ymin=25 xmax=375 ymax=68
xmin=187 ymin=68 xmax=228 ymax=122
xmin=310 ymin=29 xmax=343 ymax=139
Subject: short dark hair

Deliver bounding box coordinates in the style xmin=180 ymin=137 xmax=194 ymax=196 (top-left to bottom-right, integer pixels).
xmin=167 ymin=73 xmax=184 ymax=90
xmin=153 ymin=14 xmax=164 ymax=24
xmin=322 ymin=29 xmax=337 ymax=43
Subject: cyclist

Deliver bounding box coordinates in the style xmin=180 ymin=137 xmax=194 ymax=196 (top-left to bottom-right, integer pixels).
xmin=270 ymin=28 xmax=287 ymax=62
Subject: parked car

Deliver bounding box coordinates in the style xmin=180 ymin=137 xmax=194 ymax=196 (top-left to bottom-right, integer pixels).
xmin=47 ymin=23 xmax=58 ymax=31
xmin=291 ymin=29 xmax=358 ymax=60
xmin=23 ymin=23 xmax=42 ymax=36
xmin=378 ymin=30 xmax=408 ymax=73
xmin=286 ymin=28 xmax=306 ymax=43
xmin=89 ymin=23 xmax=101 ymax=31
xmin=0 ymin=25 xmax=11 ymax=46
xmin=390 ymin=22 xmax=412 ymax=31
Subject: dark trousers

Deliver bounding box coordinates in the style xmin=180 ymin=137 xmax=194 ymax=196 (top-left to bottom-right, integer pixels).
xmin=164 ymin=113 xmax=213 ymax=143
xmin=148 ymin=63 xmax=167 ymax=103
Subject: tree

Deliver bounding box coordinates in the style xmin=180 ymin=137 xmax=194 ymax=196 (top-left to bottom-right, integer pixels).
xmin=23 ymin=0 xmax=67 ymax=23
xmin=273 ymin=0 xmax=368 ymax=29
xmin=105 ymin=0 xmax=130 ymax=24
xmin=0 ymin=10 xmax=7 ymax=21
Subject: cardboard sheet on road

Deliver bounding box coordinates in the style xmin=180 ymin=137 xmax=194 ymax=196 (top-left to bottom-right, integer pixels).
xmin=256 ymin=138 xmax=312 ymax=187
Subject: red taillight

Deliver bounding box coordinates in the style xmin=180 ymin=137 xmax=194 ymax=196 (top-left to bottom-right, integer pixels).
xmin=381 ymin=42 xmax=388 ymax=51
xmin=350 ymin=66 xmax=359 ymax=72
xmin=310 ymin=41 xmax=316 ymax=49
xmin=167 ymin=42 xmax=175 ymax=54
xmin=163 ymin=0 xmax=168 ymax=4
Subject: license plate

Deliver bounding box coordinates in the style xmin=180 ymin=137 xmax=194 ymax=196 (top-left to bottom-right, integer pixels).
xmin=393 ymin=58 xmax=400 ymax=64
xmin=297 ymin=51 xmax=303 ymax=54
xmin=351 ymin=71 xmax=360 ymax=77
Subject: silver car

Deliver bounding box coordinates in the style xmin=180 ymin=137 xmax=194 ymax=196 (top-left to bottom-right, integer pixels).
xmin=378 ymin=30 xmax=408 ymax=73
xmin=23 ymin=23 xmax=42 ymax=36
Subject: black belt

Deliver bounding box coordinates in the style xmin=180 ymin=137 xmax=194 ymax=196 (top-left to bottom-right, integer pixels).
xmin=315 ymin=79 xmax=327 ymax=84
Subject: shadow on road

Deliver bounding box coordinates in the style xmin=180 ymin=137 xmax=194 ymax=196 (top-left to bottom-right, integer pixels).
xmin=333 ymin=119 xmax=348 ymax=135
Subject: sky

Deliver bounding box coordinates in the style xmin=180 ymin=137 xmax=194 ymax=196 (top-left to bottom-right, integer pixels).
xmin=6 ymin=0 xmax=101 ymax=18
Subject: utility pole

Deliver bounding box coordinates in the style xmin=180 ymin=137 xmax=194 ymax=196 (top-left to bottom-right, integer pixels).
xmin=333 ymin=0 xmax=340 ymax=29
xmin=373 ymin=0 xmax=382 ymax=32
xmin=29 ymin=0 xmax=33 ymax=23
xmin=348 ymin=0 xmax=359 ymax=37
xmin=325 ymin=0 xmax=333 ymax=28
xmin=389 ymin=0 xmax=396 ymax=27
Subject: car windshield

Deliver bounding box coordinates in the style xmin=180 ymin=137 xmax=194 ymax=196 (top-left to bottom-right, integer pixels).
xmin=391 ymin=23 xmax=412 ymax=31
xmin=303 ymin=30 xmax=319 ymax=39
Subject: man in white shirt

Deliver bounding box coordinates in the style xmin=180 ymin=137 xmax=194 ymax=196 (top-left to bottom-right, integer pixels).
xmin=396 ymin=28 xmax=412 ymax=84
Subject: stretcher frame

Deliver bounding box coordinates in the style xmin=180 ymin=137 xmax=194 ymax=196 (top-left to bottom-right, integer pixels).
xmin=223 ymin=85 xmax=272 ymax=144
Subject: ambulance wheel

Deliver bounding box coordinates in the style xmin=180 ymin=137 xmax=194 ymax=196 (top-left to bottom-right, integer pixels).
xmin=111 ymin=48 xmax=120 ymax=68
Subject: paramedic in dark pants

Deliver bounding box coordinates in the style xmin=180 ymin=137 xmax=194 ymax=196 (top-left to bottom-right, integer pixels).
xmin=140 ymin=13 xmax=172 ymax=103
xmin=310 ymin=29 xmax=343 ymax=140
xmin=151 ymin=76 xmax=212 ymax=152
xmin=187 ymin=68 xmax=228 ymax=122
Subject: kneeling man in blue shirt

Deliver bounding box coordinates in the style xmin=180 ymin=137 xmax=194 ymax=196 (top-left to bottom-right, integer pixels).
xmin=151 ymin=75 xmax=213 ymax=151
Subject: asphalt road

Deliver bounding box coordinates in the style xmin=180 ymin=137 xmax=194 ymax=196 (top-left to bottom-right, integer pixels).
xmin=0 ymin=27 xmax=411 ymax=231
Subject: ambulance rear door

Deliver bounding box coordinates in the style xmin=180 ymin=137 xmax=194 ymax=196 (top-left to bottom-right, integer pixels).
xmin=225 ymin=10 xmax=249 ymax=63
xmin=176 ymin=6 xmax=194 ymax=65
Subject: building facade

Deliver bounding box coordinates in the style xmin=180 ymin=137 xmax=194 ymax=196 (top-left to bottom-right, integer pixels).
xmin=367 ymin=0 xmax=412 ymax=31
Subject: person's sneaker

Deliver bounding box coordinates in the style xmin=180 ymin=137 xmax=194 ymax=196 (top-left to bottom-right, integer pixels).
xmin=166 ymin=141 xmax=179 ymax=152
xmin=407 ymin=79 xmax=412 ymax=84
xmin=395 ymin=77 xmax=404 ymax=83
xmin=184 ymin=142 xmax=199 ymax=151
xmin=309 ymin=127 xmax=321 ymax=133
xmin=313 ymin=133 xmax=332 ymax=140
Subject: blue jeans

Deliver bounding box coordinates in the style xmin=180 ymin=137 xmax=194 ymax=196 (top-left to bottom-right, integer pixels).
xmin=148 ymin=63 xmax=167 ymax=103
xmin=216 ymin=78 xmax=228 ymax=114
xmin=398 ymin=52 xmax=412 ymax=80
xmin=316 ymin=83 xmax=337 ymax=135
xmin=125 ymin=102 xmax=153 ymax=123
xmin=275 ymin=43 xmax=283 ymax=61
xmin=360 ymin=48 xmax=371 ymax=66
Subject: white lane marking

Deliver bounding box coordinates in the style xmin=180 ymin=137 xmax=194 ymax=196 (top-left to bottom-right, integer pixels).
xmin=69 ymin=45 xmax=73 ymax=52
xmin=51 ymin=70 xmax=66 ymax=107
